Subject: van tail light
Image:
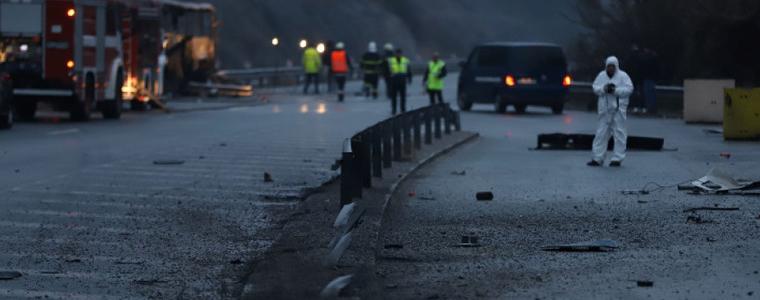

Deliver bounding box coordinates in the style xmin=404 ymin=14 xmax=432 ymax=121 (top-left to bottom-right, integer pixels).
xmin=505 ymin=75 xmax=516 ymax=87
xmin=562 ymin=75 xmax=572 ymax=87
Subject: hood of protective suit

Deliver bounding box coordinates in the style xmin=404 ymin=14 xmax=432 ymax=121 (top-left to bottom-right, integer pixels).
xmin=605 ymin=56 xmax=620 ymax=74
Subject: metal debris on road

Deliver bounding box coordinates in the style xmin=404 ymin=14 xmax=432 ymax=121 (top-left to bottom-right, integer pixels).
xmin=686 ymin=215 xmax=716 ymax=224
xmin=153 ymin=159 xmax=185 ymax=165
xmin=542 ymin=239 xmax=619 ymax=252
xmin=456 ymin=235 xmax=481 ymax=247
xmin=264 ymin=172 xmax=273 ymax=182
xmin=0 ymin=271 xmax=22 ymax=280
xmin=621 ymin=189 xmax=650 ymax=195
xmin=688 ymin=168 xmax=760 ymax=193
xmin=476 ymin=192 xmax=494 ymax=201
xmin=683 ymin=207 xmax=739 ymax=213
xmin=320 ymin=274 xmax=354 ymax=299
xmin=636 ymin=280 xmax=654 ymax=287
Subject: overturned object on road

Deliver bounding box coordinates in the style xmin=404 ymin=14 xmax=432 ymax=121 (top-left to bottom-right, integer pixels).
xmin=542 ymin=239 xmax=619 ymax=252
xmin=684 ymin=168 xmax=760 ymax=194
xmin=534 ymin=133 xmax=664 ymax=151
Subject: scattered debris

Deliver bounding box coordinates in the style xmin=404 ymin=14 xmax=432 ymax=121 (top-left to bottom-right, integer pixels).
xmin=134 ymin=279 xmax=167 ymax=285
xmin=688 ymin=168 xmax=760 ymax=193
xmin=264 ymin=172 xmax=273 ymax=183
xmin=637 ymin=200 xmax=649 ymax=204
xmin=621 ymin=189 xmax=650 ymax=195
xmin=706 ymin=237 xmax=717 ymax=242
xmin=451 ymin=170 xmax=467 ymax=176
xmin=456 ymin=235 xmax=481 ymax=247
xmin=0 ymin=271 xmax=22 ymax=280
xmin=686 ymin=215 xmax=715 ymax=224
xmin=320 ymin=274 xmax=353 ymax=299
xmin=64 ymin=258 xmax=82 ymax=263
xmin=542 ymin=239 xmax=619 ymax=252
xmin=384 ymin=244 xmax=404 ymax=250
xmin=703 ymin=128 xmax=723 ymax=135
xmin=683 ymin=207 xmax=739 ymax=213
xmin=636 ymin=280 xmax=654 ymax=287
xmin=534 ymin=133 xmax=665 ymax=151
xmin=476 ymin=192 xmax=494 ymax=201
xmin=229 ymin=259 xmax=243 ymax=265
xmin=219 ymin=142 xmax=227 ymax=147
xmin=152 ymin=159 xmax=185 ymax=165
xmin=720 ymin=152 xmax=732 ymax=159
xmin=417 ymin=195 xmax=436 ymax=201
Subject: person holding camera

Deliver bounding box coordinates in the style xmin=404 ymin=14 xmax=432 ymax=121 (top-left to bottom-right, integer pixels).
xmin=588 ymin=56 xmax=634 ymax=167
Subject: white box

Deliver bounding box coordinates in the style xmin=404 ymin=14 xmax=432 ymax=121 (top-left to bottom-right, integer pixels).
xmin=684 ymin=79 xmax=735 ymax=123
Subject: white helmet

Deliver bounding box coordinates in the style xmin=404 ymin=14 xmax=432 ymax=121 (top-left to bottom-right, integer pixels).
xmin=336 ymin=42 xmax=345 ymax=50
xmin=384 ymin=43 xmax=394 ymax=51
xmin=368 ymin=41 xmax=377 ymax=53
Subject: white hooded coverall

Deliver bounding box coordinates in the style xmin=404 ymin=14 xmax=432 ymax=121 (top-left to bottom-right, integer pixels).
xmin=591 ymin=56 xmax=634 ymax=162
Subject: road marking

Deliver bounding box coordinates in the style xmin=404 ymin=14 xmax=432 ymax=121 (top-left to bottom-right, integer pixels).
xmin=47 ymin=128 xmax=80 ymax=136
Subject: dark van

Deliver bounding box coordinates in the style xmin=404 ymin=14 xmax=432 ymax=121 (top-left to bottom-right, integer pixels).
xmin=457 ymin=42 xmax=571 ymax=114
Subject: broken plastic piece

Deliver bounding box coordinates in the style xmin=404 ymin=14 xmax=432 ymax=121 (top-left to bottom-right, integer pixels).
xmin=542 ymin=239 xmax=619 ymax=252
xmin=153 ymin=159 xmax=185 ymax=165
xmin=691 ymin=168 xmax=748 ymax=192
xmin=476 ymin=192 xmax=494 ymax=201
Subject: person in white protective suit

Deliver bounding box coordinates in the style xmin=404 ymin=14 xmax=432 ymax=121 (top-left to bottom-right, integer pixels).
xmin=587 ymin=56 xmax=634 ymax=167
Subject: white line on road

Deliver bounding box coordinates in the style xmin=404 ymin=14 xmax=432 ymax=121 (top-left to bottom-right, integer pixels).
xmin=46 ymin=128 xmax=81 ymax=136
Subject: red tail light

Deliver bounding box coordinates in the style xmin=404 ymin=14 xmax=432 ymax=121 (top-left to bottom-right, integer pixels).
xmin=505 ymin=75 xmax=516 ymax=87
xmin=562 ymin=75 xmax=572 ymax=87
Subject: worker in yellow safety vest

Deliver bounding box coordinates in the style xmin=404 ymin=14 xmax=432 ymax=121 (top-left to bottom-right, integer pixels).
xmin=302 ymin=45 xmax=322 ymax=94
xmin=388 ymin=48 xmax=412 ymax=114
xmin=423 ymin=52 xmax=447 ymax=105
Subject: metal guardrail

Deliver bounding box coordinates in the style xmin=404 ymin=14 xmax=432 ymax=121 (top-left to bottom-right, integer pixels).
xmin=338 ymin=103 xmax=461 ymax=205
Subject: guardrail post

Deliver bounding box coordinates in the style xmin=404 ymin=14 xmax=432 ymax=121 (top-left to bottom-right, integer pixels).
xmin=353 ymin=137 xmax=371 ymax=189
xmin=340 ymin=139 xmax=358 ymax=206
xmin=434 ymin=105 xmax=442 ymax=139
xmin=403 ymin=115 xmax=412 ymax=155
xmin=424 ymin=110 xmax=433 ymax=145
xmin=383 ymin=123 xmax=392 ymax=168
xmin=413 ymin=112 xmax=422 ymax=150
xmin=372 ymin=129 xmax=383 ymax=178
xmin=393 ymin=118 xmax=402 ymax=161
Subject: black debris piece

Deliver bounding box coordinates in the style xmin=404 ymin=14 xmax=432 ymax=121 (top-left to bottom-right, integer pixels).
xmin=264 ymin=172 xmax=273 ymax=183
xmin=64 ymin=258 xmax=82 ymax=263
xmin=229 ymin=259 xmax=243 ymax=265
xmin=0 ymin=271 xmax=22 ymax=280
xmin=621 ymin=190 xmax=650 ymax=195
xmin=535 ymin=133 xmax=664 ymax=151
xmin=476 ymin=192 xmax=494 ymax=201
xmin=637 ymin=280 xmax=654 ymax=287
xmin=683 ymin=207 xmax=739 ymax=213
xmin=542 ymin=239 xmax=619 ymax=252
xmin=384 ymin=244 xmax=404 ymax=250
xmin=153 ymin=159 xmax=185 ymax=165
xmin=134 ymin=279 xmax=167 ymax=285
xmin=686 ymin=215 xmax=715 ymax=224
xmin=456 ymin=235 xmax=481 ymax=247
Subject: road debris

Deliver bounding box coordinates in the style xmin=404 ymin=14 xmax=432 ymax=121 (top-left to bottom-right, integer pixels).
xmin=320 ymin=274 xmax=353 ymax=299
xmin=0 ymin=271 xmax=22 ymax=280
xmin=451 ymin=170 xmax=466 ymax=176
xmin=636 ymin=280 xmax=654 ymax=287
xmin=408 ymin=191 xmax=416 ymax=197
xmin=264 ymin=172 xmax=273 ymax=182
xmin=621 ymin=189 xmax=650 ymax=195
xmin=456 ymin=235 xmax=481 ymax=247
xmin=229 ymin=259 xmax=243 ymax=265
xmin=476 ymin=192 xmax=494 ymax=201
xmin=720 ymin=152 xmax=732 ymax=159
xmin=542 ymin=239 xmax=619 ymax=252
xmin=687 ymin=168 xmax=760 ymax=193
xmin=683 ymin=207 xmax=739 ymax=213
xmin=134 ymin=279 xmax=167 ymax=285
xmin=114 ymin=260 xmax=144 ymax=265
xmin=686 ymin=215 xmax=715 ymax=224
xmin=534 ymin=133 xmax=664 ymax=151
xmin=64 ymin=258 xmax=82 ymax=263
xmin=384 ymin=244 xmax=404 ymax=250
xmin=703 ymin=128 xmax=723 ymax=135
xmin=152 ymin=159 xmax=185 ymax=165
xmin=417 ymin=195 xmax=436 ymax=201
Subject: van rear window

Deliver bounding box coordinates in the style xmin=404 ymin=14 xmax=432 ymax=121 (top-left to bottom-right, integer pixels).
xmin=476 ymin=46 xmax=566 ymax=71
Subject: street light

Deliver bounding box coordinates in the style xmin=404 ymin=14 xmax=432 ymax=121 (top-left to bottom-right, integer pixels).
xmin=271 ymin=37 xmax=279 ymax=47
xmin=299 ymin=39 xmax=308 ymax=49
xmin=316 ymin=43 xmax=325 ymax=54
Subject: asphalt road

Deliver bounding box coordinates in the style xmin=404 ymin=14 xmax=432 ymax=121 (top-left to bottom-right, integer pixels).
xmin=0 ymin=79 xmax=434 ymax=299
xmin=376 ymin=103 xmax=760 ymax=299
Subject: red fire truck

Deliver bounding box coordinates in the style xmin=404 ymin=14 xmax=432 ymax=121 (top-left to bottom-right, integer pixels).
xmin=0 ymin=0 xmax=127 ymax=121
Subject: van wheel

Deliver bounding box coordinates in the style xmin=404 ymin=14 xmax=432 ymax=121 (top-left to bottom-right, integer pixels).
xmin=457 ymin=91 xmax=472 ymax=111
xmin=14 ymin=99 xmax=36 ymax=121
xmin=0 ymin=109 xmax=12 ymax=129
xmin=552 ymin=104 xmax=564 ymax=115
xmin=102 ymin=72 xmax=123 ymax=119
xmin=494 ymin=98 xmax=508 ymax=114
xmin=514 ymin=104 xmax=527 ymax=114
xmin=71 ymin=74 xmax=95 ymax=121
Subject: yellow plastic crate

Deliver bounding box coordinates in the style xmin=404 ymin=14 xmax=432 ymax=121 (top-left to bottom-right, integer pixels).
xmin=723 ymin=88 xmax=760 ymax=140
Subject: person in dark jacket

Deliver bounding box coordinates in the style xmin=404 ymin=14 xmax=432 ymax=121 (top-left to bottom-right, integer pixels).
xmin=380 ymin=43 xmax=395 ymax=100
xmin=360 ymin=42 xmax=383 ymax=99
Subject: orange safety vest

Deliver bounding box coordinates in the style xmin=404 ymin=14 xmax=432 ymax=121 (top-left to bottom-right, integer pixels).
xmin=331 ymin=50 xmax=349 ymax=74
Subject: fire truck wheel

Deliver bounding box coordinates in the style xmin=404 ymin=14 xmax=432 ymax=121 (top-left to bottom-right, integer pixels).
xmin=14 ymin=99 xmax=37 ymax=121
xmin=102 ymin=73 xmax=123 ymax=119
